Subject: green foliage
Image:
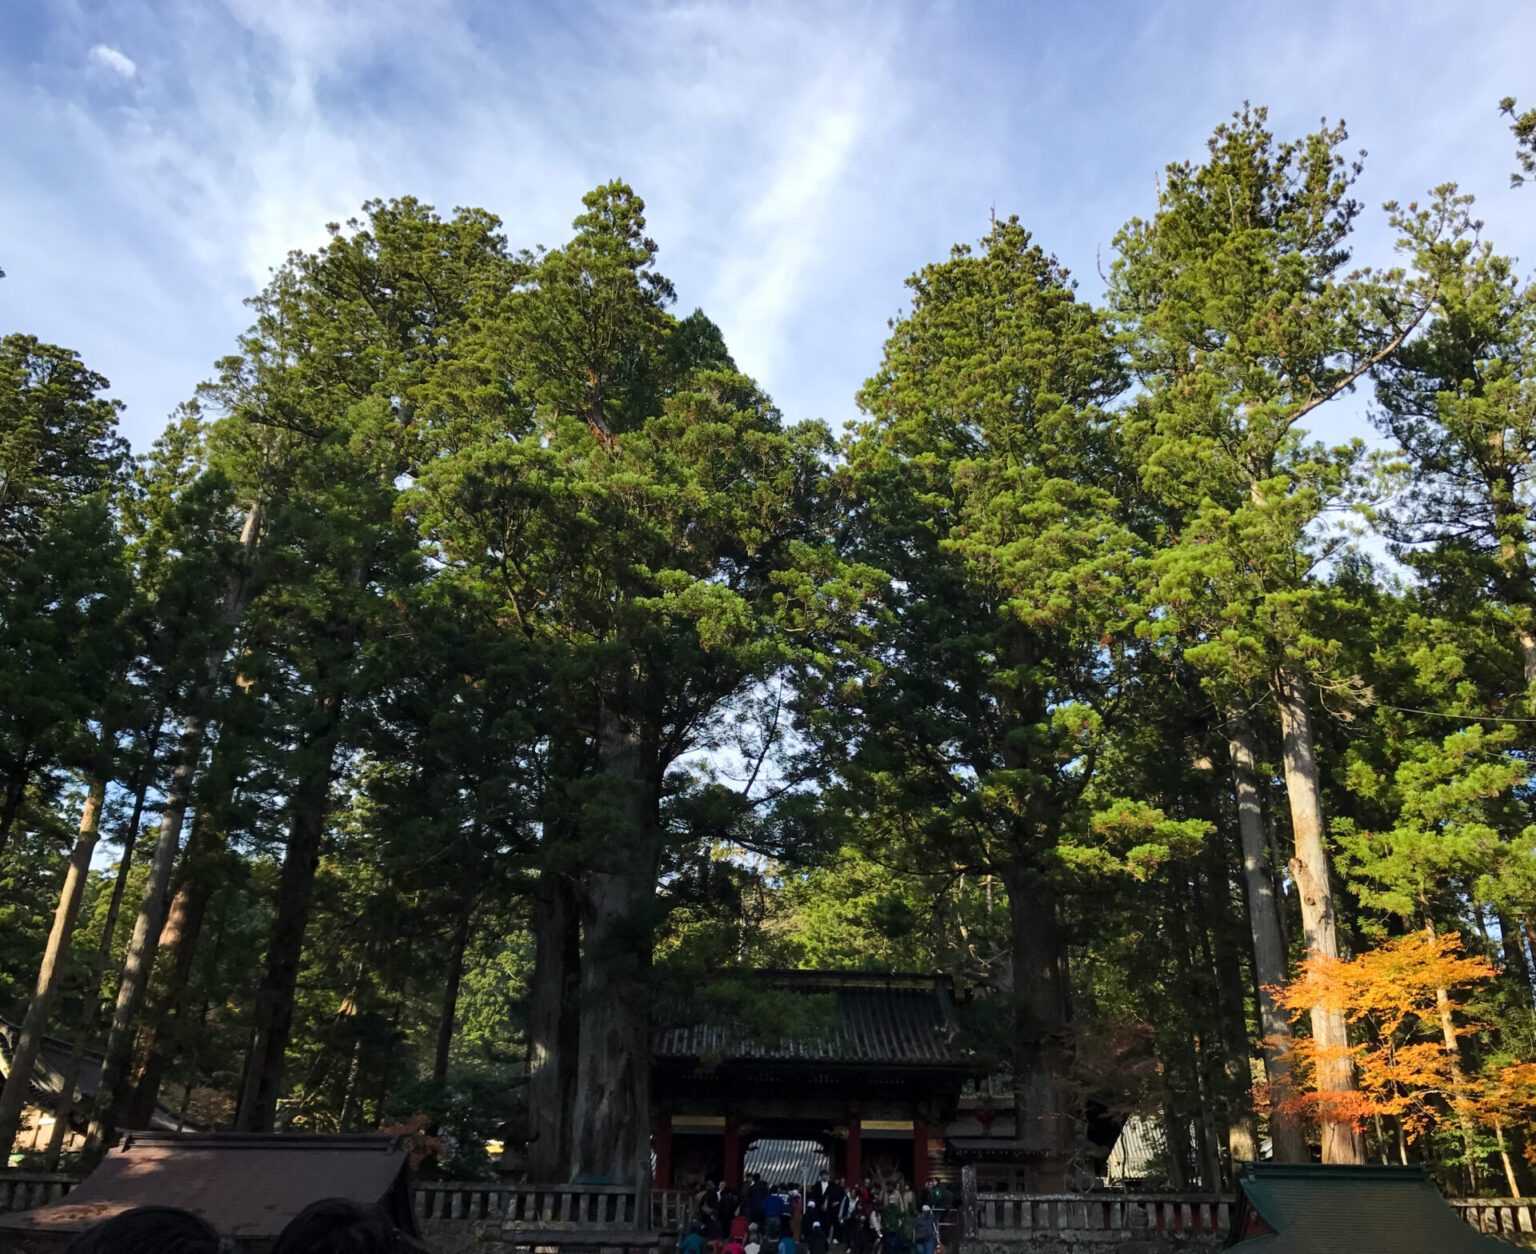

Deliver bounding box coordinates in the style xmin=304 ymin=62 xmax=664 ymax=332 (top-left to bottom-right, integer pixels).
xmin=1502 ymin=97 xmax=1536 ymax=187
xmin=7 ymin=117 xmax=1536 ymax=1194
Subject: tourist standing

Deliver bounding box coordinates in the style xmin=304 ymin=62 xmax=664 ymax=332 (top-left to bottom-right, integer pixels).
xmin=913 ymin=1207 xmax=936 ymax=1254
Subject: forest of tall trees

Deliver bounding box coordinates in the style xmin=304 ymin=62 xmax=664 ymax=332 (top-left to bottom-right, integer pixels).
xmin=4 ymin=105 xmax=1536 ymax=1196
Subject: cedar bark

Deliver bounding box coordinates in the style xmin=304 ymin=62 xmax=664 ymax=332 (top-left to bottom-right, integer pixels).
xmin=1226 ymin=715 xmax=1307 ymax=1161
xmin=1273 ymin=667 xmax=1364 ymax=1164
xmin=0 ymin=761 xmax=30 ymax=860
xmin=567 ymin=704 xmax=656 ymax=1188
xmin=0 ymin=766 xmax=108 ymax=1151
xmin=1201 ymin=848 xmax=1258 ymax=1171
xmin=1488 ymin=453 xmax=1536 ymax=706
xmin=88 ymin=499 xmax=263 ymax=1154
xmin=122 ymin=837 xmax=220 ymax=1130
xmin=235 ymin=683 xmax=344 ymax=1132
xmin=122 ymin=730 xmax=246 ymax=1131
xmin=45 ymin=726 xmax=160 ymax=1167
xmin=1504 ymin=912 xmax=1536 ymax=1009
xmin=527 ymin=866 xmax=581 ymax=1180
xmin=433 ymin=903 xmax=475 ymax=1082
xmin=1000 ymin=858 xmax=1073 ymax=1190
xmin=88 ymin=716 xmax=205 ymax=1150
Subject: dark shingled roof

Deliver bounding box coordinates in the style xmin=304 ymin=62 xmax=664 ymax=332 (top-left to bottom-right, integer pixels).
xmin=1225 ymin=1162 xmax=1514 ymax=1253
xmin=0 ymin=1132 xmax=418 ymax=1243
xmin=0 ymin=1018 xmax=190 ymax=1132
xmin=652 ymin=971 xmax=964 ymax=1068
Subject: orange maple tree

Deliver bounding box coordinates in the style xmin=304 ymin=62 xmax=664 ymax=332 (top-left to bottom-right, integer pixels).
xmin=1272 ymin=932 xmax=1499 ymax=1143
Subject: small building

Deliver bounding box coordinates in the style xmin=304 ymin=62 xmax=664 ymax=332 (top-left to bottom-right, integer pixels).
xmin=0 ymin=1019 xmax=189 ymax=1157
xmin=1225 ymin=1162 xmax=1515 ymax=1253
xmin=0 ymin=1132 xmax=418 ymax=1251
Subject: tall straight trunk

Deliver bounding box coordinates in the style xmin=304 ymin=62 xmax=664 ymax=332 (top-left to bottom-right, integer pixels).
xmin=1498 ymin=910 xmax=1534 ymax=1008
xmin=433 ymin=902 xmax=475 ymax=1082
xmin=1168 ymin=864 xmax=1219 ymax=1189
xmin=122 ymin=863 xmax=217 ymax=1129
xmin=1272 ymin=667 xmax=1363 ymax=1164
xmin=1423 ymin=914 xmax=1481 ymax=1193
xmin=568 ymin=704 xmax=656 ymax=1189
xmin=124 ymin=773 xmax=241 ymax=1129
xmin=88 ymin=499 xmax=262 ymax=1155
xmin=45 ymin=725 xmax=161 ymax=1167
xmin=1489 ymin=459 xmax=1536 ymax=707
xmin=0 ymin=760 xmax=31 ymax=860
xmin=1201 ymin=849 xmax=1258 ymax=1171
xmin=0 ymin=765 xmax=109 ymax=1152
xmin=527 ymin=866 xmax=581 ymax=1180
xmin=999 ymin=858 xmax=1073 ymax=1190
xmin=88 ymin=717 xmax=205 ymax=1151
xmin=1226 ymin=715 xmax=1307 ymax=1161
xmin=235 ymin=684 xmax=344 ymax=1132
xmin=568 ymin=866 xmax=653 ymax=1187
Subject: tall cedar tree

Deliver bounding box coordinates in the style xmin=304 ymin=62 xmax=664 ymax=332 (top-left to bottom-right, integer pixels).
xmin=413 ymin=182 xmax=829 ymax=1184
xmin=1110 ymin=108 xmax=1433 ymax=1162
xmin=827 ymin=216 xmax=1135 ymax=1187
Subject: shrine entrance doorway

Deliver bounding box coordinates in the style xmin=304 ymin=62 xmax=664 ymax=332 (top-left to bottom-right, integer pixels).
xmin=649 ymin=971 xmax=972 ymax=1192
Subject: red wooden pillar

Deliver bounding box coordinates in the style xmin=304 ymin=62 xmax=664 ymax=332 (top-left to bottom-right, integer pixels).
xmin=912 ymin=1119 xmax=928 ymax=1189
xmin=846 ymin=1116 xmax=862 ymax=1184
xmin=654 ymin=1115 xmax=673 ymax=1189
xmin=723 ymin=1116 xmax=742 ymax=1187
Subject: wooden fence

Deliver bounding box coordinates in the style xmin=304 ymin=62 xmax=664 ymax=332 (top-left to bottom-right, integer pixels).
xmin=1449 ymin=1198 xmax=1536 ymax=1243
xmin=0 ymin=1173 xmax=77 ymax=1216
xmin=6 ymin=1170 xmax=1536 ymax=1246
xmin=970 ymin=1192 xmax=1230 ymax=1238
xmin=968 ymin=1188 xmax=1536 ymax=1247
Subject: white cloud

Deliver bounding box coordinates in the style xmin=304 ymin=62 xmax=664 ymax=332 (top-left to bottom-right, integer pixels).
xmin=5 ymin=0 xmax=1536 ymax=452
xmin=88 ymin=43 xmax=137 ymax=78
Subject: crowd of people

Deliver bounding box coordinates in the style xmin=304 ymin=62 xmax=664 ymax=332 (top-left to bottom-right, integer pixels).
xmin=679 ymin=1171 xmax=951 ymax=1254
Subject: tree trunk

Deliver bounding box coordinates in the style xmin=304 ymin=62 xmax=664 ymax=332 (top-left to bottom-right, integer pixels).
xmin=88 ymin=499 xmax=263 ymax=1155
xmin=1201 ymin=845 xmax=1258 ymax=1172
xmin=0 ymin=767 xmax=108 ymax=1152
xmin=1496 ymin=1120 xmax=1523 ymax=1199
xmin=235 ymin=684 xmax=344 ymax=1132
xmin=568 ymin=866 xmax=653 ymax=1186
xmin=567 ymin=703 xmax=656 ymax=1188
xmin=124 ymin=793 xmax=237 ymax=1128
xmin=527 ymin=866 xmax=581 ymax=1180
xmin=87 ymin=716 xmax=206 ymax=1152
xmin=1226 ymin=715 xmax=1307 ymax=1161
xmin=1498 ymin=910 xmax=1534 ymax=1009
xmin=123 ymin=876 xmax=215 ymax=1129
xmin=1423 ymin=915 xmax=1481 ymax=1192
xmin=45 ymin=728 xmax=160 ymax=1167
xmin=1000 ymin=858 xmax=1073 ymax=1190
xmin=1272 ymin=667 xmax=1363 ymax=1164
xmin=1488 ymin=459 xmax=1536 ymax=709
xmin=433 ymin=902 xmax=475 ymax=1082
xmin=0 ymin=761 xmax=31 ymax=860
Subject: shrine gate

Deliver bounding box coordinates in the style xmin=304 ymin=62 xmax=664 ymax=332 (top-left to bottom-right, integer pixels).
xmin=650 ymin=971 xmax=974 ymax=1191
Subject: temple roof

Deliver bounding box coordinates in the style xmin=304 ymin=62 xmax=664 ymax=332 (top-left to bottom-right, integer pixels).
xmin=0 ymin=1133 xmax=418 ymax=1241
xmin=652 ymin=970 xmax=966 ymax=1069
xmin=0 ymin=1017 xmax=190 ymax=1132
xmin=1225 ymin=1163 xmax=1513 ymax=1253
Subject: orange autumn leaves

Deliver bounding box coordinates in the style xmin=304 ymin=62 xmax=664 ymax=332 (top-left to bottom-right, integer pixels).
xmin=1271 ymin=932 xmax=1535 ymax=1148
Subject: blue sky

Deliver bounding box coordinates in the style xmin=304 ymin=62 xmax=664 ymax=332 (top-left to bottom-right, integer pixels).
xmin=3 ymin=0 xmax=1535 ymax=451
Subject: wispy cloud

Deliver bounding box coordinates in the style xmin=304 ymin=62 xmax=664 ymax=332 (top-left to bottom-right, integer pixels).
xmin=3 ymin=0 xmax=1535 ymax=450
xmin=88 ymin=43 xmax=136 ymax=78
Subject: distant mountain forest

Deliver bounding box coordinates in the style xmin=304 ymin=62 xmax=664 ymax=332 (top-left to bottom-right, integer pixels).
xmin=4 ymin=102 xmax=1536 ymax=1196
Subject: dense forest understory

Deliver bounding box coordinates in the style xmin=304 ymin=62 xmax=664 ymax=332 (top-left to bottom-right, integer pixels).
xmin=5 ymin=103 xmax=1536 ymax=1195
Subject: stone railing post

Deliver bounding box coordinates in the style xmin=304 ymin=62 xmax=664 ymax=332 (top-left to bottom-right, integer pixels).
xmin=961 ymin=1163 xmax=978 ymax=1238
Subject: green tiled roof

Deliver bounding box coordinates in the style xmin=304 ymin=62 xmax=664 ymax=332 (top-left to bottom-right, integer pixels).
xmin=1227 ymin=1163 xmax=1516 ymax=1253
